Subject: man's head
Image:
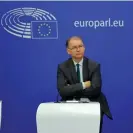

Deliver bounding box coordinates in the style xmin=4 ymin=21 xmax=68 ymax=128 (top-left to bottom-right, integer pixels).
xmin=66 ymin=36 xmax=85 ymax=60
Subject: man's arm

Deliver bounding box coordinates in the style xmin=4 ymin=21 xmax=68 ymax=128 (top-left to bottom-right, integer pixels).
xmin=83 ymin=64 xmax=102 ymax=97
xmin=57 ymin=65 xmax=83 ymax=97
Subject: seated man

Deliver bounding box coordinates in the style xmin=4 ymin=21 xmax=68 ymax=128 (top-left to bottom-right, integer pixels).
xmin=57 ymin=36 xmax=113 ymax=133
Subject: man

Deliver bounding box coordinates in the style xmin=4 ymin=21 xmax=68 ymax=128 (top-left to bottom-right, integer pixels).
xmin=57 ymin=36 xmax=113 ymax=133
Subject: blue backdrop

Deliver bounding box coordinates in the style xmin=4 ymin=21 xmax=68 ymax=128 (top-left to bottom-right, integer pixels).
xmin=0 ymin=1 xmax=133 ymax=133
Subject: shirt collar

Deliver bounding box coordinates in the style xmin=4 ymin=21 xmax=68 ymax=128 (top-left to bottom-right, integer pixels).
xmin=73 ymin=58 xmax=83 ymax=66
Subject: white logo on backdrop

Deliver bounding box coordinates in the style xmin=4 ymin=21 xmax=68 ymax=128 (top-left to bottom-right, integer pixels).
xmin=1 ymin=7 xmax=58 ymax=39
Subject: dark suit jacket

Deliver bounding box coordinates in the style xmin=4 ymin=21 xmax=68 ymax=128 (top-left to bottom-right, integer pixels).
xmin=57 ymin=56 xmax=113 ymax=120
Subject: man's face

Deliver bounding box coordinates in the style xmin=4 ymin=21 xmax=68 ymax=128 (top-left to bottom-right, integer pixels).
xmin=67 ymin=38 xmax=85 ymax=59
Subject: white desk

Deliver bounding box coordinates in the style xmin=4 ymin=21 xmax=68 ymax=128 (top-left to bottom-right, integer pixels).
xmin=36 ymin=102 xmax=100 ymax=133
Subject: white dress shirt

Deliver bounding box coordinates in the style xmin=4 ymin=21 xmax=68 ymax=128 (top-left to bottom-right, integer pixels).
xmin=73 ymin=58 xmax=86 ymax=89
xmin=73 ymin=58 xmax=90 ymax=102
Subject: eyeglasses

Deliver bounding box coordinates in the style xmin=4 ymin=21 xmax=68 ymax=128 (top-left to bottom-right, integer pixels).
xmin=68 ymin=45 xmax=84 ymax=51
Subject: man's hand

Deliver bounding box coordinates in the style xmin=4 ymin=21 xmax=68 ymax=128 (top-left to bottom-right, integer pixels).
xmin=84 ymin=81 xmax=91 ymax=88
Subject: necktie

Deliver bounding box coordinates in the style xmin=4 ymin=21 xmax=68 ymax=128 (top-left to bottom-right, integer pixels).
xmin=76 ymin=64 xmax=80 ymax=83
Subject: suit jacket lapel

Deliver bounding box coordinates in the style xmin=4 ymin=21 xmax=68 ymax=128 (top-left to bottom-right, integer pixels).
xmin=68 ymin=57 xmax=89 ymax=83
xmin=83 ymin=57 xmax=89 ymax=82
xmin=68 ymin=58 xmax=78 ymax=83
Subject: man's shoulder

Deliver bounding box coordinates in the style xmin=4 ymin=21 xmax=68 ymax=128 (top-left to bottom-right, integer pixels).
xmin=57 ymin=58 xmax=71 ymax=68
xmin=84 ymin=56 xmax=99 ymax=64
xmin=88 ymin=57 xmax=99 ymax=65
xmin=58 ymin=56 xmax=100 ymax=66
xmin=84 ymin=56 xmax=100 ymax=70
